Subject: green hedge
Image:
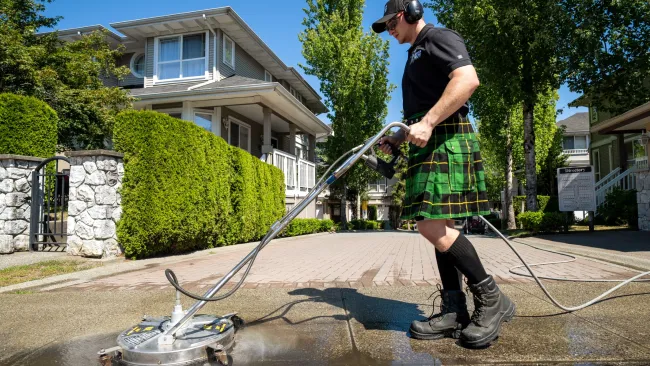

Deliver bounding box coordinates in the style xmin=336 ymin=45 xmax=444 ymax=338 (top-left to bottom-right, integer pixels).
xmin=597 ymin=187 xmax=638 ymax=227
xmin=0 ymin=93 xmax=57 ymax=157
xmin=517 ymin=211 xmax=568 ymax=233
xmin=281 ymin=218 xmax=334 ymax=237
xmin=113 ymin=110 xmax=285 ymax=259
xmin=348 ymin=219 xmax=386 ymax=230
xmin=513 ymin=195 xmax=558 ymax=216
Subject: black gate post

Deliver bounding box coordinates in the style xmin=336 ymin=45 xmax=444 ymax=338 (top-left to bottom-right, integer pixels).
xmin=29 ymin=169 xmax=40 ymax=252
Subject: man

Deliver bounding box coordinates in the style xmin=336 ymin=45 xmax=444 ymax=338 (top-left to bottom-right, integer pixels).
xmin=372 ymin=0 xmax=515 ymax=348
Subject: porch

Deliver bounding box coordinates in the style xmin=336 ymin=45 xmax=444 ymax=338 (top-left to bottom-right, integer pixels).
xmin=130 ymin=76 xmax=331 ymax=197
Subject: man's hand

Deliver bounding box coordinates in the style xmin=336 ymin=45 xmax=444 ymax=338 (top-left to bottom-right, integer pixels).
xmin=378 ymin=132 xmax=405 ymax=155
xmin=406 ymin=119 xmax=434 ymax=148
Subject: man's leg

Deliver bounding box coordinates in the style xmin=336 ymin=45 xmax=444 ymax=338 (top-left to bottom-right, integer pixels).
xmin=415 ymin=219 xmax=515 ymax=348
xmin=410 ymin=219 xmax=469 ymax=340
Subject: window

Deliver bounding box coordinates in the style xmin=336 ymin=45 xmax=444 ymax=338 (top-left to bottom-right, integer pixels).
xmin=563 ymin=135 xmax=587 ymax=150
xmin=264 ymin=70 xmax=273 ymax=82
xmin=228 ymin=118 xmax=250 ymax=152
xmin=194 ymin=112 xmax=212 ymax=132
xmin=223 ymin=34 xmax=235 ymax=69
xmin=368 ymin=178 xmax=387 ymax=192
xmin=156 ymin=33 xmax=207 ymax=81
xmin=130 ymin=53 xmax=145 ymax=78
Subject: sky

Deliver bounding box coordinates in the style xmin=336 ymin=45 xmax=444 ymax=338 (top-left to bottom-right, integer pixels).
xmin=42 ymin=0 xmax=587 ymax=126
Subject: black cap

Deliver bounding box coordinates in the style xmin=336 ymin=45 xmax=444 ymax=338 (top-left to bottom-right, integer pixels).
xmin=372 ymin=0 xmax=405 ymax=33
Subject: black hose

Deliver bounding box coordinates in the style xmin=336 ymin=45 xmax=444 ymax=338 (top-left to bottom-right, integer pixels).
xmin=164 ymin=235 xmax=265 ymax=302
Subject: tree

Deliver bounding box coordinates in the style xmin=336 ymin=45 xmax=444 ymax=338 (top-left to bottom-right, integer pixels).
xmin=561 ymin=0 xmax=650 ymax=115
xmin=426 ymin=0 xmax=569 ymax=212
xmin=0 ymin=0 xmax=133 ymax=151
xmin=475 ymin=85 xmax=561 ymax=229
xmin=300 ymin=0 xmax=394 ymax=226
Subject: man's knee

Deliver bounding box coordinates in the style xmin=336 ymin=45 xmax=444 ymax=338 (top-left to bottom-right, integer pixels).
xmin=417 ymin=219 xmax=448 ymax=245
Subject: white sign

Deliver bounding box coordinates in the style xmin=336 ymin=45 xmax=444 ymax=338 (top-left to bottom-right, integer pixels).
xmin=557 ymin=166 xmax=596 ymax=212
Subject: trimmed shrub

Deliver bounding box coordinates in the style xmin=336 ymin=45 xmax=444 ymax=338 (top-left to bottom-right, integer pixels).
xmin=517 ymin=211 xmax=544 ymax=232
xmin=597 ymin=187 xmax=638 ymax=227
xmin=348 ymin=220 xmax=383 ymax=230
xmin=281 ymin=218 xmax=334 ymax=237
xmin=113 ymin=110 xmax=285 ymax=259
xmin=0 ymin=93 xmax=57 ymax=157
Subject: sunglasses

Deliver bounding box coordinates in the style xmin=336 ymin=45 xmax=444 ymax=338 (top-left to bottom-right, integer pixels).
xmin=386 ymin=13 xmax=401 ymax=31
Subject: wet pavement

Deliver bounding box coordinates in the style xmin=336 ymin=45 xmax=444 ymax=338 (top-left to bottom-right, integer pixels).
xmin=2 ymin=283 xmax=650 ymax=365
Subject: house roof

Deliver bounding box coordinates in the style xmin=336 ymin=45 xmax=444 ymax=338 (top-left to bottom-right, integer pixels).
xmin=38 ymin=25 xmax=125 ymax=46
xmin=128 ymin=75 xmax=270 ymax=97
xmin=109 ymin=7 xmax=327 ymax=114
xmin=557 ymin=112 xmax=589 ymax=134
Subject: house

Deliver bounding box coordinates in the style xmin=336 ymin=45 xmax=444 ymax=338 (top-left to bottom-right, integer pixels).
xmin=571 ymin=97 xmax=650 ymax=230
xmin=557 ymin=112 xmax=590 ymax=167
xmin=54 ymin=7 xmax=332 ymax=218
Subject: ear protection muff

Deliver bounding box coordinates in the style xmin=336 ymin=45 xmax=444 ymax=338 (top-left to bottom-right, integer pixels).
xmin=403 ymin=0 xmax=423 ymax=24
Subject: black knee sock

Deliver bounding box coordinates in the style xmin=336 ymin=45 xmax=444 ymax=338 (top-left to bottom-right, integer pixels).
xmin=435 ymin=249 xmax=463 ymax=291
xmin=443 ymin=234 xmax=489 ymax=285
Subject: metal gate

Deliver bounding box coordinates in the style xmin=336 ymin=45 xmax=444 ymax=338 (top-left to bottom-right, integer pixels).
xmin=29 ymin=157 xmax=70 ymax=251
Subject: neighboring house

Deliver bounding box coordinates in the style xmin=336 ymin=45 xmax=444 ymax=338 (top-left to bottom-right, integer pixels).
xmin=557 ymin=112 xmax=590 ymax=167
xmin=571 ymin=97 xmax=650 ymax=230
xmin=314 ymin=132 xmax=397 ymax=222
xmin=54 ymin=7 xmax=332 ymax=218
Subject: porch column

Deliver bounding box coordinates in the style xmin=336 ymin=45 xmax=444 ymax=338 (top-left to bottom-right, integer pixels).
xmin=261 ymin=107 xmax=273 ymax=154
xmin=181 ymin=101 xmax=193 ymax=122
xmin=213 ymin=107 xmax=222 ymax=138
xmin=308 ymin=134 xmax=316 ymax=162
xmin=289 ymin=124 xmax=296 ymax=156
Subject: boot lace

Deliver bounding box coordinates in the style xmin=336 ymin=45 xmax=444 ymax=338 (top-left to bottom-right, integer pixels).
xmin=470 ymin=292 xmax=489 ymax=324
xmin=427 ymin=284 xmax=448 ymax=321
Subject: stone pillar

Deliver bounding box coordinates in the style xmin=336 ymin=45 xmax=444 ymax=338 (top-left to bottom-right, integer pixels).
xmin=65 ymin=150 xmax=124 ymax=258
xmin=637 ymin=168 xmax=650 ymax=231
xmin=0 ymin=155 xmax=45 ymax=254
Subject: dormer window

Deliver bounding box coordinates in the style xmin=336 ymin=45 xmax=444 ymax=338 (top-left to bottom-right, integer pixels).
xmin=223 ymin=34 xmax=235 ymax=69
xmin=155 ymin=32 xmax=208 ymax=82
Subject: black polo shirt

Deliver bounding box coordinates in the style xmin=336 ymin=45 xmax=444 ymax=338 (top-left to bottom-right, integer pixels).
xmin=402 ymin=24 xmax=473 ymax=119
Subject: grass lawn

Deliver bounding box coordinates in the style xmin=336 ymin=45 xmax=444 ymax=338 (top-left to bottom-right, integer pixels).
xmin=0 ymin=260 xmax=102 ymax=287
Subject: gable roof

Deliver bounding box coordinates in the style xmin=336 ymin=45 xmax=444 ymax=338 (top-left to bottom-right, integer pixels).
xmin=109 ymin=7 xmax=326 ymax=114
xmin=557 ymin=112 xmax=589 ymax=133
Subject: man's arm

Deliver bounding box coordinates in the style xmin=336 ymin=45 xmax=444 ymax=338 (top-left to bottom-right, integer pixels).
xmin=423 ymin=65 xmax=479 ymax=128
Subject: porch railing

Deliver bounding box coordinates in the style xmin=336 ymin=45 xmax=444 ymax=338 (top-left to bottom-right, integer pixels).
xmin=267 ymin=149 xmax=316 ymax=195
xmin=563 ymin=149 xmax=588 ymax=155
xmin=595 ymin=166 xmax=637 ymax=210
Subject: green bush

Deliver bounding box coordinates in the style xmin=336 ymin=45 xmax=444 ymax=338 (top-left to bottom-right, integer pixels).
xmin=597 ymin=187 xmax=638 ymax=227
xmin=281 ymin=218 xmax=334 ymax=237
xmin=113 ymin=110 xmax=285 ymax=259
xmin=514 ymin=195 xmax=559 ymax=216
xmin=0 ymin=93 xmax=57 ymax=157
xmin=348 ymin=220 xmax=383 ymax=230
xmin=540 ymin=212 xmax=567 ymax=232
xmin=517 ymin=211 xmax=544 ymax=232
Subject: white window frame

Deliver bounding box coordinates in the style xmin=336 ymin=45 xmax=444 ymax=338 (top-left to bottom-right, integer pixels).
xmin=153 ymin=31 xmax=209 ymax=84
xmin=563 ymin=135 xmax=588 ymax=150
xmin=593 ymin=150 xmax=601 ymax=181
xmin=368 ymin=178 xmax=388 ymax=192
xmin=222 ymin=34 xmax=235 ymax=70
xmin=227 ymin=116 xmax=251 ymax=153
xmin=130 ymin=52 xmax=145 ymax=78
xmin=264 ymin=70 xmax=273 ymax=82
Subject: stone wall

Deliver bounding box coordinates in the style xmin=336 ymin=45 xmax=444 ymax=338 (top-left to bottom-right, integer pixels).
xmin=0 ymin=155 xmax=45 ymax=254
xmin=637 ymin=168 xmax=650 ymax=231
xmin=66 ymin=150 xmax=124 ymax=258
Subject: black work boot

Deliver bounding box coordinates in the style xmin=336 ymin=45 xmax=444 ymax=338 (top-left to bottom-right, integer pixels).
xmin=461 ymin=275 xmax=516 ymax=348
xmin=410 ymin=287 xmax=470 ymax=340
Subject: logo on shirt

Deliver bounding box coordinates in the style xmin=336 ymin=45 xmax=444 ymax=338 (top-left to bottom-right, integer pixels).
xmin=410 ymin=49 xmax=423 ymax=64
xmin=457 ymin=55 xmax=463 ymax=59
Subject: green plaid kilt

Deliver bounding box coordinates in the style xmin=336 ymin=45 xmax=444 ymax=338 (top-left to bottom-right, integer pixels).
xmin=401 ymin=113 xmax=490 ymax=221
